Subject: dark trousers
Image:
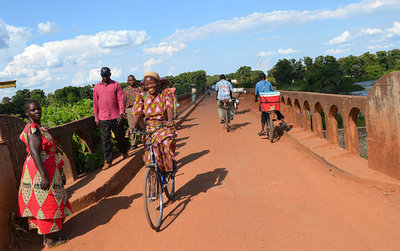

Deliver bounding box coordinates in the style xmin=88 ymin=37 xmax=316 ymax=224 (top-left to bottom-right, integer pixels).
xmin=99 ymin=119 xmax=128 ymax=164
xmin=261 ymin=110 xmax=284 ymax=123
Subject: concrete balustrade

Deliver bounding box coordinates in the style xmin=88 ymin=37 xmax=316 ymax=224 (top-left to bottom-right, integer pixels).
xmin=248 ymin=71 xmax=400 ymax=180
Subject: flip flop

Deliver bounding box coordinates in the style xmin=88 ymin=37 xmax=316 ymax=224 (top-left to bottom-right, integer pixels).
xmin=258 ymin=131 xmax=266 ymax=136
xmin=46 ymin=236 xmax=69 ymax=249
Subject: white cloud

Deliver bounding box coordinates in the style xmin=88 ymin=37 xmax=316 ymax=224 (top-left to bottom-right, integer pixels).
xmin=325 ymin=48 xmax=350 ymax=54
xmin=143 ymin=42 xmax=187 ymax=56
xmin=366 ymin=44 xmax=394 ymax=49
xmin=98 ymin=30 xmax=150 ymax=48
xmin=0 ymin=29 xmax=150 ymax=88
xmin=259 ymin=48 xmax=300 ymax=57
xmin=38 ymin=21 xmax=61 ymax=35
xmin=0 ymin=19 xmax=9 ymax=49
xmin=357 ymin=28 xmax=384 ymax=36
xmin=259 ymin=51 xmax=275 ymax=57
xmin=387 ymin=21 xmax=400 ymax=38
xmin=129 ymin=66 xmax=138 ymax=72
xmin=167 ymin=0 xmax=400 ymax=42
xmin=278 ymin=48 xmax=300 ymax=54
xmin=327 ymin=31 xmax=351 ymax=45
xmin=0 ymin=18 xmax=32 ymax=51
xmin=143 ymin=58 xmax=164 ymax=72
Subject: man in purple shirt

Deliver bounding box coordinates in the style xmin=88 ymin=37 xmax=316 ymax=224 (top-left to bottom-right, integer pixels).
xmin=93 ymin=67 xmax=128 ymax=170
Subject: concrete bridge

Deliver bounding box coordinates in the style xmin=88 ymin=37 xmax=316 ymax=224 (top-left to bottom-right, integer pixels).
xmin=1 ymin=72 xmax=400 ymax=249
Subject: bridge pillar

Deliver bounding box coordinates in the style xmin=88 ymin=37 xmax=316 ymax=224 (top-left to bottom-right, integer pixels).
xmin=313 ymin=103 xmax=324 ymax=137
xmin=367 ymin=71 xmax=400 ymax=179
xmin=302 ymin=101 xmax=312 ymax=132
xmin=294 ymin=100 xmax=302 ymax=128
xmin=345 ymin=108 xmax=360 ymax=154
xmin=326 ymin=105 xmax=339 ymax=144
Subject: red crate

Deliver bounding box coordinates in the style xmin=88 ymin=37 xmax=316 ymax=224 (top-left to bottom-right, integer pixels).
xmin=260 ymin=91 xmax=280 ymax=111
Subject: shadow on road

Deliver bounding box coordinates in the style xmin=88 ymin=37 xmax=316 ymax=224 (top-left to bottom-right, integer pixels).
xmin=236 ymin=108 xmax=251 ymax=115
xmin=178 ymin=123 xmax=199 ymax=130
xmin=177 ymin=149 xmax=210 ymax=169
xmin=62 ymin=193 xmax=142 ymax=240
xmin=159 ymin=168 xmax=228 ymax=231
xmin=229 ymin=122 xmax=251 ymax=132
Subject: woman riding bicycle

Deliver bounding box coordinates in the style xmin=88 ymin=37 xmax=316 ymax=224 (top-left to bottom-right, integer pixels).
xmin=128 ymin=71 xmax=177 ymax=173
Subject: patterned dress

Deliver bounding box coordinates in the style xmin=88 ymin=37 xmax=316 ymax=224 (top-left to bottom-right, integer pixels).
xmin=18 ymin=122 xmax=73 ymax=235
xmin=132 ymin=90 xmax=177 ymax=172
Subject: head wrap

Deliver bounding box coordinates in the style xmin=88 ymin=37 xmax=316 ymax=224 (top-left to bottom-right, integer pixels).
xmin=143 ymin=71 xmax=159 ymax=81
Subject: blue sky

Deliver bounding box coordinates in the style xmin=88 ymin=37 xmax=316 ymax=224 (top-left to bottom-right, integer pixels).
xmin=0 ymin=0 xmax=399 ymax=100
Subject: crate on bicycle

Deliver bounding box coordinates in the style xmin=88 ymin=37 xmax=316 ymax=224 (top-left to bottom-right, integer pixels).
xmin=260 ymin=91 xmax=280 ymax=112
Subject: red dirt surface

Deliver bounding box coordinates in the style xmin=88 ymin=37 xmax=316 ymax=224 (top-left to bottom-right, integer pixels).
xmin=24 ymin=92 xmax=400 ymax=250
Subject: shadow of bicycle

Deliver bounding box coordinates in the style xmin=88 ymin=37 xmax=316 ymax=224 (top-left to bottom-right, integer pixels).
xmin=158 ymin=168 xmax=228 ymax=231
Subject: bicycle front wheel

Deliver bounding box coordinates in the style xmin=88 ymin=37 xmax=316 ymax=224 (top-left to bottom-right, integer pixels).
xmin=143 ymin=166 xmax=163 ymax=230
xmin=164 ymin=172 xmax=175 ymax=200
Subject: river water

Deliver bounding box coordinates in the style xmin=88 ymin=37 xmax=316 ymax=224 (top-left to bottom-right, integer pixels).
xmin=351 ymin=80 xmax=376 ymax=96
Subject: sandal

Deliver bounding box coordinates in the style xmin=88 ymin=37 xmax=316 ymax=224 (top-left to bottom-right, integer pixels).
xmin=46 ymin=236 xmax=69 ymax=249
xmin=220 ymin=118 xmax=225 ymax=124
xmin=258 ymin=131 xmax=266 ymax=136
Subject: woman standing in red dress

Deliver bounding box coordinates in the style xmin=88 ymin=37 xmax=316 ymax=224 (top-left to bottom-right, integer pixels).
xmin=18 ymin=100 xmax=72 ymax=249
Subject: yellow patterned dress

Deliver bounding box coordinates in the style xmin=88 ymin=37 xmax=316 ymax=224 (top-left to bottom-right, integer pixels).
xmin=17 ymin=122 xmax=73 ymax=235
xmin=132 ymin=90 xmax=177 ymax=172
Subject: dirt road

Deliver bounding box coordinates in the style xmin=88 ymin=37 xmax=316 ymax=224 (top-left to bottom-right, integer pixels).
xmin=28 ymin=92 xmax=400 ymax=250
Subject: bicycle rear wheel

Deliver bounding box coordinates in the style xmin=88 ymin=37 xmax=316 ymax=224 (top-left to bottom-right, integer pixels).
xmin=268 ymin=113 xmax=274 ymax=142
xmin=225 ymin=107 xmax=230 ymax=132
xmin=143 ymin=166 xmax=163 ymax=230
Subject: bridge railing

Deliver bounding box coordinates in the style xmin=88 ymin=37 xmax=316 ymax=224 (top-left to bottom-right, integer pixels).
xmin=246 ymin=89 xmax=368 ymax=155
xmin=247 ymin=71 xmax=400 ymax=181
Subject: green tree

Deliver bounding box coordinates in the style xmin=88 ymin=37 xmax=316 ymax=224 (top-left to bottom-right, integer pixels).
xmin=1 ymin=97 xmax=11 ymax=104
xmin=303 ymin=55 xmax=342 ymax=93
xmin=30 ymin=89 xmax=48 ymax=106
xmin=273 ymin=59 xmax=294 ymax=85
xmin=365 ymin=65 xmax=385 ymax=79
xmin=235 ymin=66 xmax=251 ymax=83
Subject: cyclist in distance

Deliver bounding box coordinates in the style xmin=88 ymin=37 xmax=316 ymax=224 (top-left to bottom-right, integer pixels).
xmin=128 ymin=71 xmax=177 ymax=174
xmin=215 ymin=74 xmax=234 ymax=124
xmin=254 ymin=72 xmax=290 ymax=136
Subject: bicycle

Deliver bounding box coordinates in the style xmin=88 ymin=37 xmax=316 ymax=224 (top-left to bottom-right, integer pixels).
xmin=221 ymin=100 xmax=232 ymax=132
xmin=232 ymin=98 xmax=239 ymax=115
xmin=264 ymin=110 xmax=280 ymax=143
xmin=260 ymin=91 xmax=281 ymax=143
xmin=134 ymin=125 xmax=176 ymax=230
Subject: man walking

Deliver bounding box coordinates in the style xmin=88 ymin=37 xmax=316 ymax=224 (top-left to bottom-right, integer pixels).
xmin=93 ymin=67 xmax=128 ymax=170
xmin=123 ymin=75 xmax=144 ymax=150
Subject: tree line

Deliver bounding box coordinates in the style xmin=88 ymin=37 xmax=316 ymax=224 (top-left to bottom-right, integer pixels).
xmin=268 ymin=49 xmax=400 ymax=94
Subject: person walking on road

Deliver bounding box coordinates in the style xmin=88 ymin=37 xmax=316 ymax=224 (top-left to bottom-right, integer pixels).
xmin=215 ymin=74 xmax=234 ymax=124
xmin=93 ymin=67 xmax=128 ymax=170
xmin=254 ymin=72 xmax=290 ymax=136
xmin=123 ymin=75 xmax=144 ymax=150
